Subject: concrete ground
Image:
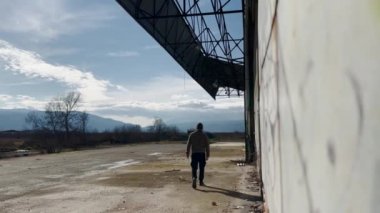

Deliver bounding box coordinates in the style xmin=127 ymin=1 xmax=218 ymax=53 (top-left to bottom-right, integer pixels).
xmin=0 ymin=141 xmax=262 ymax=213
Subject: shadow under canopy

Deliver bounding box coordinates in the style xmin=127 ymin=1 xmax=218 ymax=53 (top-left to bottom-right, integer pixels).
xmin=196 ymin=185 xmax=262 ymax=201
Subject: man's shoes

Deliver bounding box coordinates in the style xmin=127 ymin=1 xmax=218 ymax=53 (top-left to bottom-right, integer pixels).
xmin=192 ymin=178 xmax=197 ymax=189
xmin=199 ymin=181 xmax=205 ymax=186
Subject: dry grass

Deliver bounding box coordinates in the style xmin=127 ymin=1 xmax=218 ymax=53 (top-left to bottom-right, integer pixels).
xmin=211 ymin=147 xmax=245 ymax=157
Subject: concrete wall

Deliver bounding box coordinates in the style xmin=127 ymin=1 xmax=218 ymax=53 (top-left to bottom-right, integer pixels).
xmin=255 ymin=0 xmax=380 ymax=212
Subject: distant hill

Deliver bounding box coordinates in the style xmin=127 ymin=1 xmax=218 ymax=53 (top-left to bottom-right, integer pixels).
xmin=0 ymin=109 xmax=31 ymax=130
xmin=0 ymin=109 xmax=131 ymax=131
xmin=169 ymin=120 xmax=244 ymax=133
xmin=87 ymin=114 xmax=132 ymax=131
xmin=0 ymin=109 xmax=245 ymax=133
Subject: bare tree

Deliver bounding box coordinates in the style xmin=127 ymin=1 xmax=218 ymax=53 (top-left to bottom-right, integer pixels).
xmin=150 ymin=118 xmax=167 ymax=140
xmin=113 ymin=124 xmax=142 ymax=143
xmin=78 ymin=111 xmax=89 ymax=135
xmin=25 ymin=111 xmax=45 ymax=130
xmin=45 ymin=101 xmax=64 ymax=134
xmin=42 ymin=92 xmax=81 ymax=141
xmin=69 ymin=111 xmax=89 ymax=145
xmin=25 ymin=111 xmax=60 ymax=153
xmin=24 ymin=92 xmax=86 ymax=151
xmin=59 ymin=92 xmax=81 ymax=140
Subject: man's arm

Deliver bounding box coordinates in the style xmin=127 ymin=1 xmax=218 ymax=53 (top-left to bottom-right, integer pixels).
xmin=186 ymin=135 xmax=192 ymax=158
xmin=205 ymin=135 xmax=210 ymax=160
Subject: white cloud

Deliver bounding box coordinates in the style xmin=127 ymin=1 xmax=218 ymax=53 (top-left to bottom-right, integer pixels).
xmin=0 ymin=94 xmax=47 ymax=109
xmin=97 ymin=100 xmax=176 ymax=112
xmin=88 ymin=99 xmax=243 ymax=127
xmin=0 ymin=0 xmax=115 ymax=40
xmin=0 ymin=0 xmax=245 ymax=129
xmin=0 ymin=70 xmax=243 ymax=115
xmin=126 ymin=75 xmax=208 ymax=101
xmin=15 ymin=95 xmax=46 ymax=109
xmin=212 ymin=97 xmax=244 ymax=109
xmin=86 ymin=75 xmax=243 ymax=112
xmin=115 ymin=85 xmax=129 ymax=92
xmin=177 ymin=100 xmax=211 ymax=109
xmin=107 ymin=51 xmax=140 ymax=57
xmin=1 ymin=81 xmax=40 ymax=86
xmin=170 ymin=94 xmax=189 ymax=100
xmin=0 ymin=94 xmax=12 ymax=102
xmin=100 ymin=114 xmax=154 ymax=127
xmin=0 ymin=53 xmax=243 ymax=126
xmin=0 ymin=40 xmax=116 ymax=102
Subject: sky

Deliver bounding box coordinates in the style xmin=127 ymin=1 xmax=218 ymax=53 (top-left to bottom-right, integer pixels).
xmin=0 ymin=0 xmax=244 ymax=127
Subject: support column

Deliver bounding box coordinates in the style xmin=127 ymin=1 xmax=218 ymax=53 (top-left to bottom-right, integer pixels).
xmin=244 ymin=0 xmax=255 ymax=162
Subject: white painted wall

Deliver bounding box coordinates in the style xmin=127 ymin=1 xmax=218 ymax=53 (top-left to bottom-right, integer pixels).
xmin=256 ymin=0 xmax=380 ymax=212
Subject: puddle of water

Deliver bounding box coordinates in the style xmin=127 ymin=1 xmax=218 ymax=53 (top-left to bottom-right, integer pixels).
xmin=93 ymin=159 xmax=141 ymax=170
xmin=79 ymin=159 xmax=141 ymax=179
xmin=147 ymin=152 xmax=170 ymax=156
xmin=44 ymin=174 xmax=68 ymax=179
xmin=96 ymin=177 xmax=110 ymax=181
xmin=148 ymin=152 xmax=162 ymax=156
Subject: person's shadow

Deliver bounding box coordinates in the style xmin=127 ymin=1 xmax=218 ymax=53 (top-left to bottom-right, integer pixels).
xmin=196 ymin=184 xmax=262 ymax=201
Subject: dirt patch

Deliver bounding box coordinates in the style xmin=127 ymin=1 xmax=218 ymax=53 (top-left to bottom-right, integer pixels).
xmin=0 ymin=142 xmax=263 ymax=212
xmin=95 ymin=171 xmax=192 ymax=188
xmin=126 ymin=161 xmax=187 ymax=171
xmin=123 ymin=158 xmax=239 ymax=173
xmin=0 ymin=186 xmax=64 ymax=202
xmin=211 ymin=147 xmax=245 ymax=157
xmin=95 ymin=168 xmax=239 ymax=189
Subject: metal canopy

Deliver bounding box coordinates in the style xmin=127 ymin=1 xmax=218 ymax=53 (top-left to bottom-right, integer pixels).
xmin=116 ymin=0 xmax=244 ymax=98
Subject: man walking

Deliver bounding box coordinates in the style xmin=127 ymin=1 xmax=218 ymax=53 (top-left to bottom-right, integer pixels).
xmin=186 ymin=122 xmax=210 ymax=189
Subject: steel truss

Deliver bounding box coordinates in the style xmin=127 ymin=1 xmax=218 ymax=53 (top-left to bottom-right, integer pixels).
xmin=216 ymin=87 xmax=243 ymax=97
xmin=117 ymin=0 xmax=244 ymax=98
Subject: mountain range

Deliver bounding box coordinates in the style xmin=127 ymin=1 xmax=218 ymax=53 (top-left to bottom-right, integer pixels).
xmin=0 ymin=109 xmax=127 ymax=132
xmin=171 ymin=120 xmax=244 ymax=133
xmin=0 ymin=109 xmax=244 ymax=132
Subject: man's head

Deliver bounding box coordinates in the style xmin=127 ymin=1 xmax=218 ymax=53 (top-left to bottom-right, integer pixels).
xmin=196 ymin=122 xmax=203 ymax=131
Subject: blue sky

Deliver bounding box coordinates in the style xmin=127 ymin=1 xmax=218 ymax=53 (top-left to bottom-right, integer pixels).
xmin=0 ymin=0 xmax=244 ymax=127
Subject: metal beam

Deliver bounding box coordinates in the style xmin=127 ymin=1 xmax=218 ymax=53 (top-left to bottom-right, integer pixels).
xmin=136 ymin=10 xmax=243 ymax=19
xmin=116 ymin=0 xmax=244 ymax=98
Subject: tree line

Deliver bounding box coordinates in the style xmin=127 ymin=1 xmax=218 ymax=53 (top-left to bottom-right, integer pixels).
xmin=24 ymin=92 xmax=186 ymax=153
xmin=25 ymin=92 xmax=88 ymax=152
